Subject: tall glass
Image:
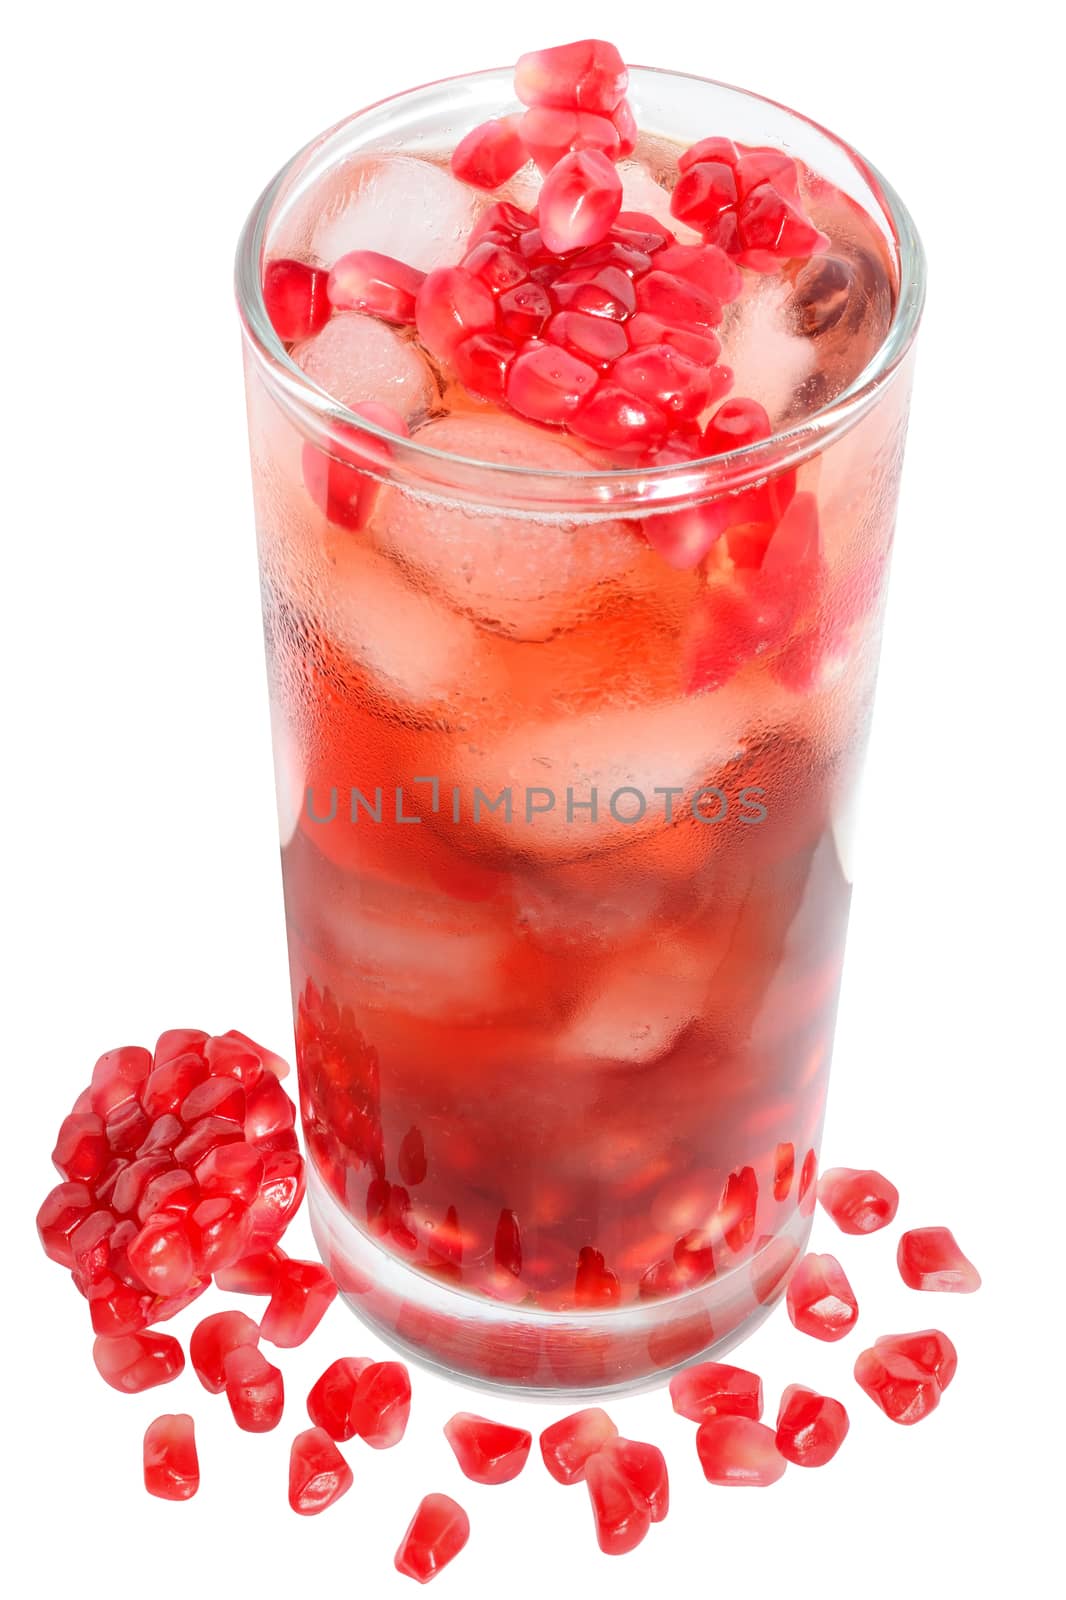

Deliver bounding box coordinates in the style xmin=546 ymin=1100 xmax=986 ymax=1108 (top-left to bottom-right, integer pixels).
xmin=236 ymin=66 xmax=924 ymax=1392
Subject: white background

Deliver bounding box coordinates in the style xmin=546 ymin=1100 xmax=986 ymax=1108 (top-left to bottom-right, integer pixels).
xmin=3 ymin=2 xmax=1061 ymax=1595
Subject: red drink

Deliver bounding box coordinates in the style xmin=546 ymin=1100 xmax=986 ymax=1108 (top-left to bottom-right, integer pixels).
xmin=236 ymin=44 xmax=923 ymax=1390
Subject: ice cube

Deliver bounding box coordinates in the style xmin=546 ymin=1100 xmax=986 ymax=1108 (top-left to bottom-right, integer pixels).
xmin=292 ymin=312 xmax=436 ymax=419
xmin=373 ymin=414 xmax=641 ymax=641
xmin=310 ymin=156 xmax=481 ymax=273
xmin=718 ymin=273 xmax=818 ymax=427
xmin=617 ymin=160 xmax=700 ymax=244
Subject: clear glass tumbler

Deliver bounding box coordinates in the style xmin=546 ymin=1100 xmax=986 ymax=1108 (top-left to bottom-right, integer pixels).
xmin=236 ymin=65 xmax=924 ymax=1393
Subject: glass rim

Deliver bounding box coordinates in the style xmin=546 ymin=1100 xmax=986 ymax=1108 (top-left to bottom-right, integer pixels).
xmin=235 ymin=62 xmax=925 ymax=512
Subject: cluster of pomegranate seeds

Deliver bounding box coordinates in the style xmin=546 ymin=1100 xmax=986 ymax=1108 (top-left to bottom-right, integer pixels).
xmin=671 ymin=136 xmax=829 ymax=270
xmin=143 ymin=1414 xmax=199 ymax=1501
xmin=395 ymin=1494 xmax=471 ymax=1584
xmin=444 ymin=1413 xmax=532 ymax=1484
xmin=786 ymin=1252 xmax=860 ymax=1341
xmin=539 ymin=1410 xmax=668 ymax=1556
xmin=897 ymin=1227 xmax=981 ymax=1293
xmin=774 ymin=1385 xmax=850 ymax=1467
xmin=289 ymin=1426 xmax=354 ymax=1515
xmin=818 ymin=1167 xmax=900 ymax=1234
xmin=37 ymin=1029 xmax=306 ymax=1341
xmin=853 ymin=1330 xmax=958 ymax=1425
xmin=669 ymin=1360 xmax=763 ymax=1422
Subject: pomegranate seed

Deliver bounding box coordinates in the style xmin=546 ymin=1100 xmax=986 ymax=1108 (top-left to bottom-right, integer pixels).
xmin=786 ymin=1252 xmax=859 ymax=1341
xmin=307 ymin=1356 xmax=372 ymax=1441
xmin=540 ymin=1407 xmax=618 ymax=1484
xmin=469 ymin=202 xmax=537 ymax=246
xmin=538 ymin=149 xmax=622 ymax=254
xmin=302 ymin=404 xmax=411 ymax=534
xmin=612 ymin=344 xmax=717 ymax=420
xmin=817 ymin=1167 xmax=899 ymax=1234
xmin=189 ymin=1309 xmax=260 ymax=1393
xmin=263 ymin=258 xmax=331 ymax=341
xmin=520 ymin=106 xmax=619 ymax=173
xmin=570 ymin=385 xmax=668 ymax=455
xmin=774 ymin=1142 xmax=795 ymax=1201
xmin=93 ymin=1331 xmax=184 ymax=1393
xmin=127 ymin=1211 xmax=197 ymax=1297
xmin=71 ymin=1210 xmax=118 ymax=1285
xmin=213 ymin=1247 xmax=288 ymax=1295
xmin=586 ymin=1437 xmax=668 ymax=1555
xmin=734 ymin=146 xmax=802 ymax=201
xmin=679 ymin=136 xmax=739 ymax=174
xmin=137 ymin=1168 xmax=198 ymax=1224
xmin=545 ymin=310 xmax=628 ymax=368
xmin=720 ymin=1165 xmax=758 ymax=1251
xmin=451 ymin=116 xmax=527 ymax=190
xmin=153 ymin=1274 xmax=209 ymax=1324
xmin=395 ymin=1493 xmax=470 ymax=1583
xmin=112 ymin=1154 xmax=172 ymax=1217
xmin=351 ymin=1360 xmax=412 ymax=1448
xmin=635 ymin=269 xmax=721 ymax=328
xmin=87 ymin=1273 xmax=154 ymax=1338
xmin=137 ymin=1113 xmax=183 ymax=1157
xmin=606 ymin=1439 xmax=668 ymax=1521
xmin=173 ymin=1115 xmax=243 ymax=1170
xmin=190 ymin=1194 xmax=252 ymax=1273
xmin=260 ymin=1258 xmax=337 ymax=1348
xmin=669 ymin=1361 xmax=763 ymax=1423
xmin=141 ymin=1052 xmax=208 ymax=1119
xmin=614 ymin=210 xmax=674 ymax=251
xmin=326 ymin=249 xmax=426 ymax=325
xmin=289 ymin=1427 xmax=353 ymax=1515
xmin=180 ymin=1076 xmax=246 ymax=1125
xmin=737 ymin=184 xmax=829 ymax=270
xmin=775 ymin=1385 xmax=850 ymax=1466
xmin=627 ymin=313 xmax=723 ymax=367
xmin=611 ymin=97 xmax=637 ymax=158
xmin=670 ymin=161 xmax=739 ymax=230
xmin=143 ymin=1414 xmax=199 ymax=1501
xmin=573 ymin=1244 xmax=622 ymax=1306
xmin=506 ymin=344 xmax=598 ymax=424
xmin=454 ymin=334 xmax=515 ymax=404
xmin=90 ymin=1046 xmax=152 ymax=1117
xmin=897 ymin=1227 xmax=981 ymax=1293
xmin=153 ymin=1028 xmax=208 ymax=1065
xmin=444 ymin=1413 xmax=532 ymax=1484
xmin=853 ymin=1330 xmax=957 ymax=1425
xmin=93 ymin=1158 xmax=127 ymax=1205
xmin=553 ymin=262 xmax=635 ymax=320
xmin=224 ymin=1344 xmax=285 ymax=1431
xmin=194 ymin=1140 xmax=264 ymax=1205
xmin=655 ymin=242 xmax=742 ymax=303
xmin=463 ymin=239 xmax=529 ymax=296
xmin=415 ymin=266 xmax=496 ymax=362
xmin=696 ymin=1417 xmax=786 ymax=1486
xmin=514 ymin=39 xmax=627 ymax=115
xmin=105 ymin=1100 xmax=152 ymax=1156
xmin=244 ymin=1073 xmax=296 ymax=1142
xmin=701 ymin=396 xmax=768 ymax=454
xmin=52 ymin=1113 xmax=108 ymax=1183
xmin=245 ymin=1148 xmax=306 ymax=1252
xmin=798 ymin=1147 xmax=819 ymax=1213
xmin=397 ymin=1127 xmax=427 ymax=1187
xmin=498 ymin=280 xmax=552 ymax=340
xmin=37 ymin=1181 xmax=94 ymax=1266
xmin=577 ymin=237 xmax=653 ymax=276
xmin=208 ymin=1028 xmax=289 ymax=1081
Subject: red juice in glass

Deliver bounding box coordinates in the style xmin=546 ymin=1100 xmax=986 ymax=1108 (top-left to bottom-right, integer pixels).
xmin=236 ymin=40 xmax=924 ymax=1391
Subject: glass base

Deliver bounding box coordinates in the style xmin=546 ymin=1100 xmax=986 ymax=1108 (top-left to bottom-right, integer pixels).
xmin=308 ymin=1163 xmax=812 ymax=1397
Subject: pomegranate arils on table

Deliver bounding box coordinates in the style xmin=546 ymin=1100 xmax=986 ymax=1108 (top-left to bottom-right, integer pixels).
xmin=540 ymin=1407 xmax=618 ymax=1484
xmin=444 ymin=1413 xmax=532 ymax=1484
xmin=350 ymin=1360 xmax=412 ymax=1448
xmin=696 ymin=1417 xmax=787 ymax=1486
xmin=787 ymin=1252 xmax=859 ymax=1341
xmin=93 ymin=1331 xmax=185 ymax=1394
xmin=260 ymin=1258 xmax=338 ymax=1347
xmin=264 ymin=258 xmax=332 ymax=342
xmin=143 ymin=1414 xmax=199 ymax=1501
xmin=224 ymin=1344 xmax=285 ymax=1432
xmin=190 ymin=1309 xmax=260 ymax=1393
xmin=669 ymin=1361 xmax=763 ymax=1423
xmin=395 ymin=1494 xmax=470 ymax=1585
xmin=817 ymin=1166 xmax=900 ymax=1234
xmin=327 ymin=250 xmax=426 ymax=324
xmin=307 ymin=1356 xmax=372 ymax=1441
xmin=775 ymin=1385 xmax=850 ymax=1466
xmin=451 ymin=116 xmax=527 ymax=190
xmin=854 ymin=1330 xmax=958 ymax=1425
xmin=288 ymin=1427 xmax=353 ymax=1515
xmin=897 ymin=1227 xmax=982 ymax=1293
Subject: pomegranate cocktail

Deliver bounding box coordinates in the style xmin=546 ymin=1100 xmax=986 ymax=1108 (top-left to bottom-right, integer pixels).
xmin=236 ymin=40 xmax=923 ymax=1389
